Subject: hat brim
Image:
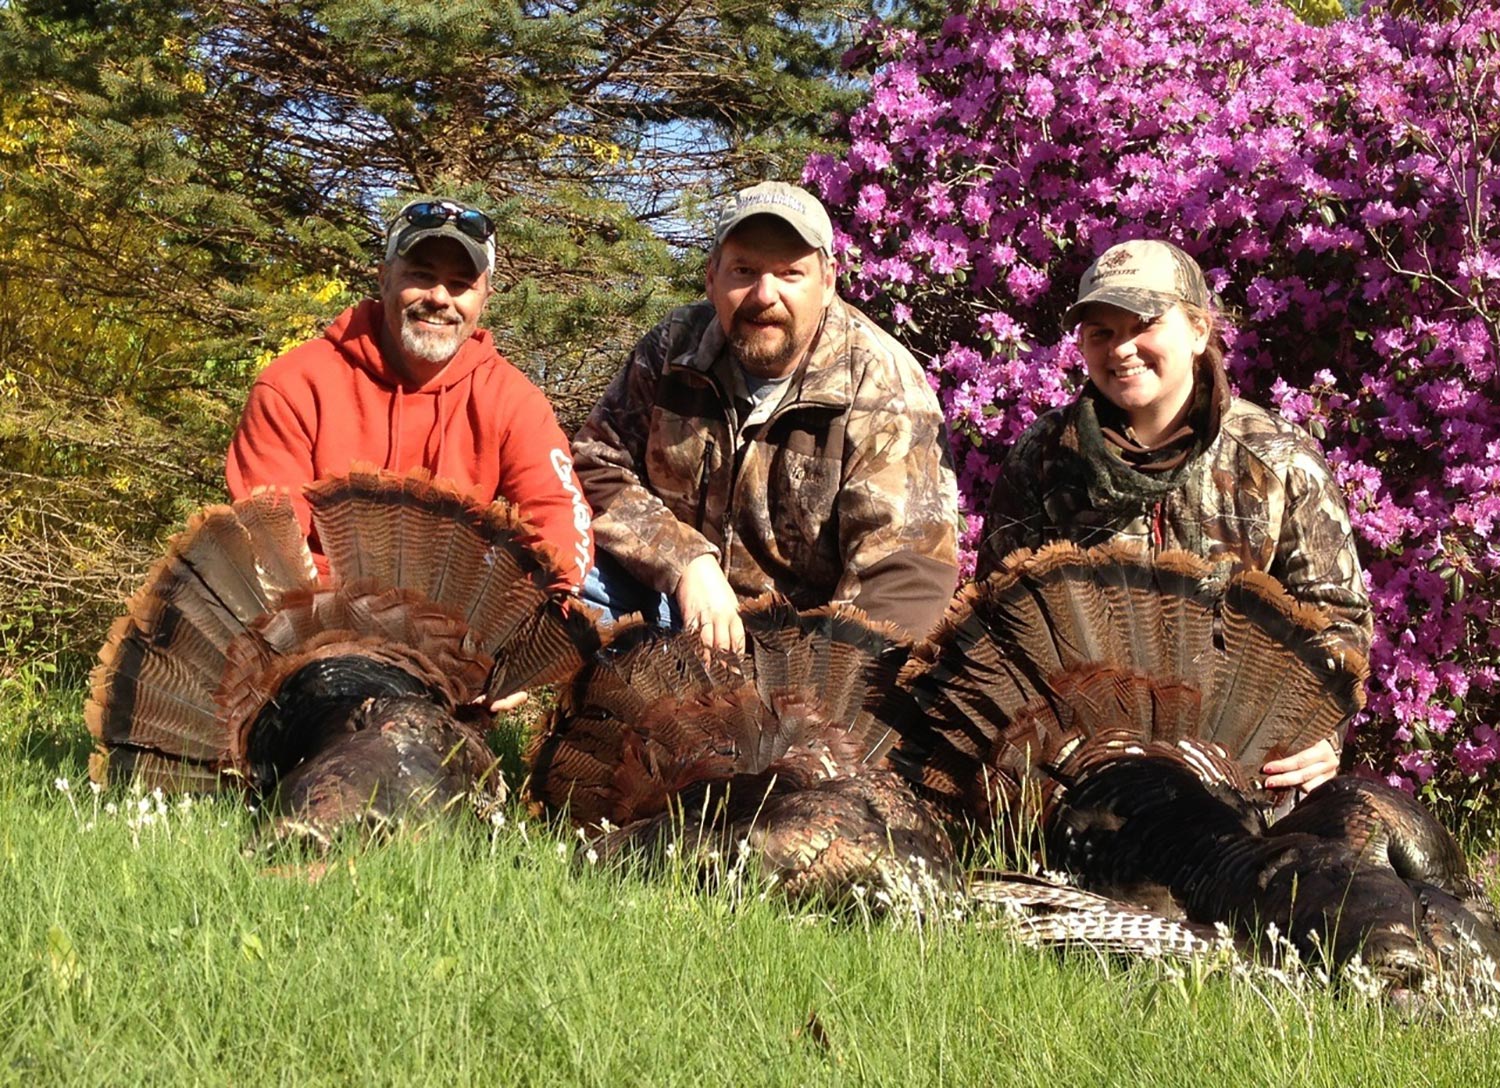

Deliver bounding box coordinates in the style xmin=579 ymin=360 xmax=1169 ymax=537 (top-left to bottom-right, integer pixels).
xmin=390 ymin=224 xmax=492 ymax=277
xmin=1063 ymin=287 xmax=1184 ymax=330
xmin=714 ymin=209 xmax=829 ymax=252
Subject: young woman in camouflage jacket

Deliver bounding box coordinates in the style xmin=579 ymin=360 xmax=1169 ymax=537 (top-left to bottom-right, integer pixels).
xmin=976 ymin=240 xmax=1372 ymax=792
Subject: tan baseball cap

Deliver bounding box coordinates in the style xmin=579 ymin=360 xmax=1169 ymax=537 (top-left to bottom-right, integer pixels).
xmin=1064 ymin=239 xmax=1211 ymax=328
xmin=713 ymin=181 xmax=833 ymax=253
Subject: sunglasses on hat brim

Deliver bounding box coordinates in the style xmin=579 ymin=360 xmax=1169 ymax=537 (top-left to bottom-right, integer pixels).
xmin=392 ymin=201 xmax=495 ymax=242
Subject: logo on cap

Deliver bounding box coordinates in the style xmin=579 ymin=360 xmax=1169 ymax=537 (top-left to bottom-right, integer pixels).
xmin=713 ymin=181 xmax=833 ymax=253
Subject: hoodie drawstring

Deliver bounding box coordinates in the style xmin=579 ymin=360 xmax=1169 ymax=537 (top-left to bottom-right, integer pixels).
xmin=386 ymin=392 xmax=403 ymax=470
xmin=431 ymin=384 xmax=448 ymax=476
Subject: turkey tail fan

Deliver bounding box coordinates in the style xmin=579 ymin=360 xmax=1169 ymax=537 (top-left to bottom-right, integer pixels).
xmin=885 ymin=555 xmax=1214 ymax=834
xmin=740 ymin=595 xmax=911 ymax=760
xmin=89 ymin=469 xmax=593 ymax=806
xmin=528 ymin=605 xmax=955 ymax=903
xmin=888 ymin=545 xmax=1366 ymax=835
xmin=527 ymin=622 xmax=761 ymax=828
xmin=87 ymin=493 xmax=319 ymax=788
xmin=1202 ymin=570 xmax=1368 ymax=769
xmin=306 ymin=465 xmax=597 ymax=700
xmin=531 ymin=602 xmax=912 ymax=829
xmin=530 ymin=623 xmax=854 ymax=829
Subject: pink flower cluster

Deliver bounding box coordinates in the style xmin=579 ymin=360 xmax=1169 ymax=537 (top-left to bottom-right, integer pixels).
xmin=807 ymin=0 xmax=1500 ymax=799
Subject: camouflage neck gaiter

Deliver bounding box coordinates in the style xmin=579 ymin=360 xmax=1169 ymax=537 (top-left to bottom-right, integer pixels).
xmin=1059 ymin=357 xmax=1231 ymax=552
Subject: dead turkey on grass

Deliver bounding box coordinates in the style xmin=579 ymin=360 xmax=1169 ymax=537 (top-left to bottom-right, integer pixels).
xmin=86 ymin=466 xmax=595 ymax=849
xmin=886 ymin=541 xmax=1499 ymax=992
xmin=528 ymin=597 xmax=956 ymax=906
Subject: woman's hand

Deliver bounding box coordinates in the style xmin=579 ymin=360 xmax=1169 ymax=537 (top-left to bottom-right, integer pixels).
xmin=1262 ymin=736 xmax=1339 ymax=792
xmin=483 ymin=691 xmax=529 ymax=715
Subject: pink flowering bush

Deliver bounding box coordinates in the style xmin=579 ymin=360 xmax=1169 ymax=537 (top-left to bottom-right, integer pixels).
xmin=807 ymin=0 xmax=1500 ymax=805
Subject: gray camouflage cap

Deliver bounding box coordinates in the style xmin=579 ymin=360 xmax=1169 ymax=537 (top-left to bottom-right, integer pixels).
xmin=1064 ymin=239 xmax=1211 ymax=328
xmin=714 ymin=181 xmax=833 ymax=253
xmin=384 ymin=199 xmax=496 ymax=276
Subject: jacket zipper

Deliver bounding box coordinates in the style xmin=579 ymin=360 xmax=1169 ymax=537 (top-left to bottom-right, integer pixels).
xmin=695 ymin=437 xmax=716 ymax=535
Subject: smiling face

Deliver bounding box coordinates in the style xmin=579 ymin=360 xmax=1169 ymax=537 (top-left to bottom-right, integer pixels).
xmin=378 ymin=236 xmax=492 ymax=384
xmin=705 ymin=216 xmax=836 ymax=380
xmin=1076 ymin=302 xmax=1209 ymax=445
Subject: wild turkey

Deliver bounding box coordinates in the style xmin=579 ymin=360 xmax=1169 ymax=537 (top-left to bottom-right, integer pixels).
xmin=887 ymin=541 xmax=1499 ymax=989
xmin=528 ymin=598 xmax=956 ymax=905
xmin=86 ymin=466 xmax=595 ymax=848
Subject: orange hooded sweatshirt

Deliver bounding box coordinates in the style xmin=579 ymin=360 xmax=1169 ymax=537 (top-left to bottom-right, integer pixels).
xmin=226 ymin=299 xmax=593 ymax=590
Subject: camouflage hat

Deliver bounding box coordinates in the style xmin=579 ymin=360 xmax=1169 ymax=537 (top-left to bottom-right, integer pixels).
xmin=384 ymin=199 xmax=496 ymax=276
xmin=713 ymin=181 xmax=833 ymax=253
xmin=1064 ymin=240 xmax=1211 ymax=328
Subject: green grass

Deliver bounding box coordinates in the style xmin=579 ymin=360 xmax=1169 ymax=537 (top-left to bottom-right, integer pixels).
xmin=4 ymin=684 xmax=1499 ymax=1086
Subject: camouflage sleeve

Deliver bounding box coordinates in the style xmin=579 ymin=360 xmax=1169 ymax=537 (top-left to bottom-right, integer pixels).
xmin=836 ymin=356 xmax=960 ymax=639
xmin=571 ymin=319 xmax=718 ymax=594
xmin=974 ymin=419 xmax=1051 ymax=579
xmin=1274 ymin=436 xmax=1374 ymax=659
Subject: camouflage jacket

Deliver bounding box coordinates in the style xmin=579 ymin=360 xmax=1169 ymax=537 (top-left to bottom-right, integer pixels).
xmin=976 ymin=390 xmax=1373 ymax=655
xmin=572 ymin=298 xmax=961 ymax=638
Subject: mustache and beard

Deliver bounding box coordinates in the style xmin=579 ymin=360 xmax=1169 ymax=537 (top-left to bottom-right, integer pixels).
xmin=727 ymin=300 xmax=807 ymax=378
xmin=399 ymin=302 xmax=473 ymax=365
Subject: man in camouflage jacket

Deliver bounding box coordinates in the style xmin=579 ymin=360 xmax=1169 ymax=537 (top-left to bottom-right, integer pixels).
xmin=975 ymin=362 xmax=1373 ymax=657
xmin=573 ymin=182 xmax=960 ymax=650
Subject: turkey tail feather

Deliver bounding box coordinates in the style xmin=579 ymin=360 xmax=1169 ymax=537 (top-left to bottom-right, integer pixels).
xmin=529 ymin=602 xmax=940 ymax=901
xmin=1203 ymin=571 xmax=1367 ymax=765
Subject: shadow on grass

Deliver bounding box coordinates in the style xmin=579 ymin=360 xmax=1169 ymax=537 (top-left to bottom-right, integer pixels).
xmin=3 ymin=679 xmax=95 ymax=777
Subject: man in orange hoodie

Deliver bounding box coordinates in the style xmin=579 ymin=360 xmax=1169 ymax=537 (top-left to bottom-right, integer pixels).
xmin=226 ymin=197 xmax=594 ymax=597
